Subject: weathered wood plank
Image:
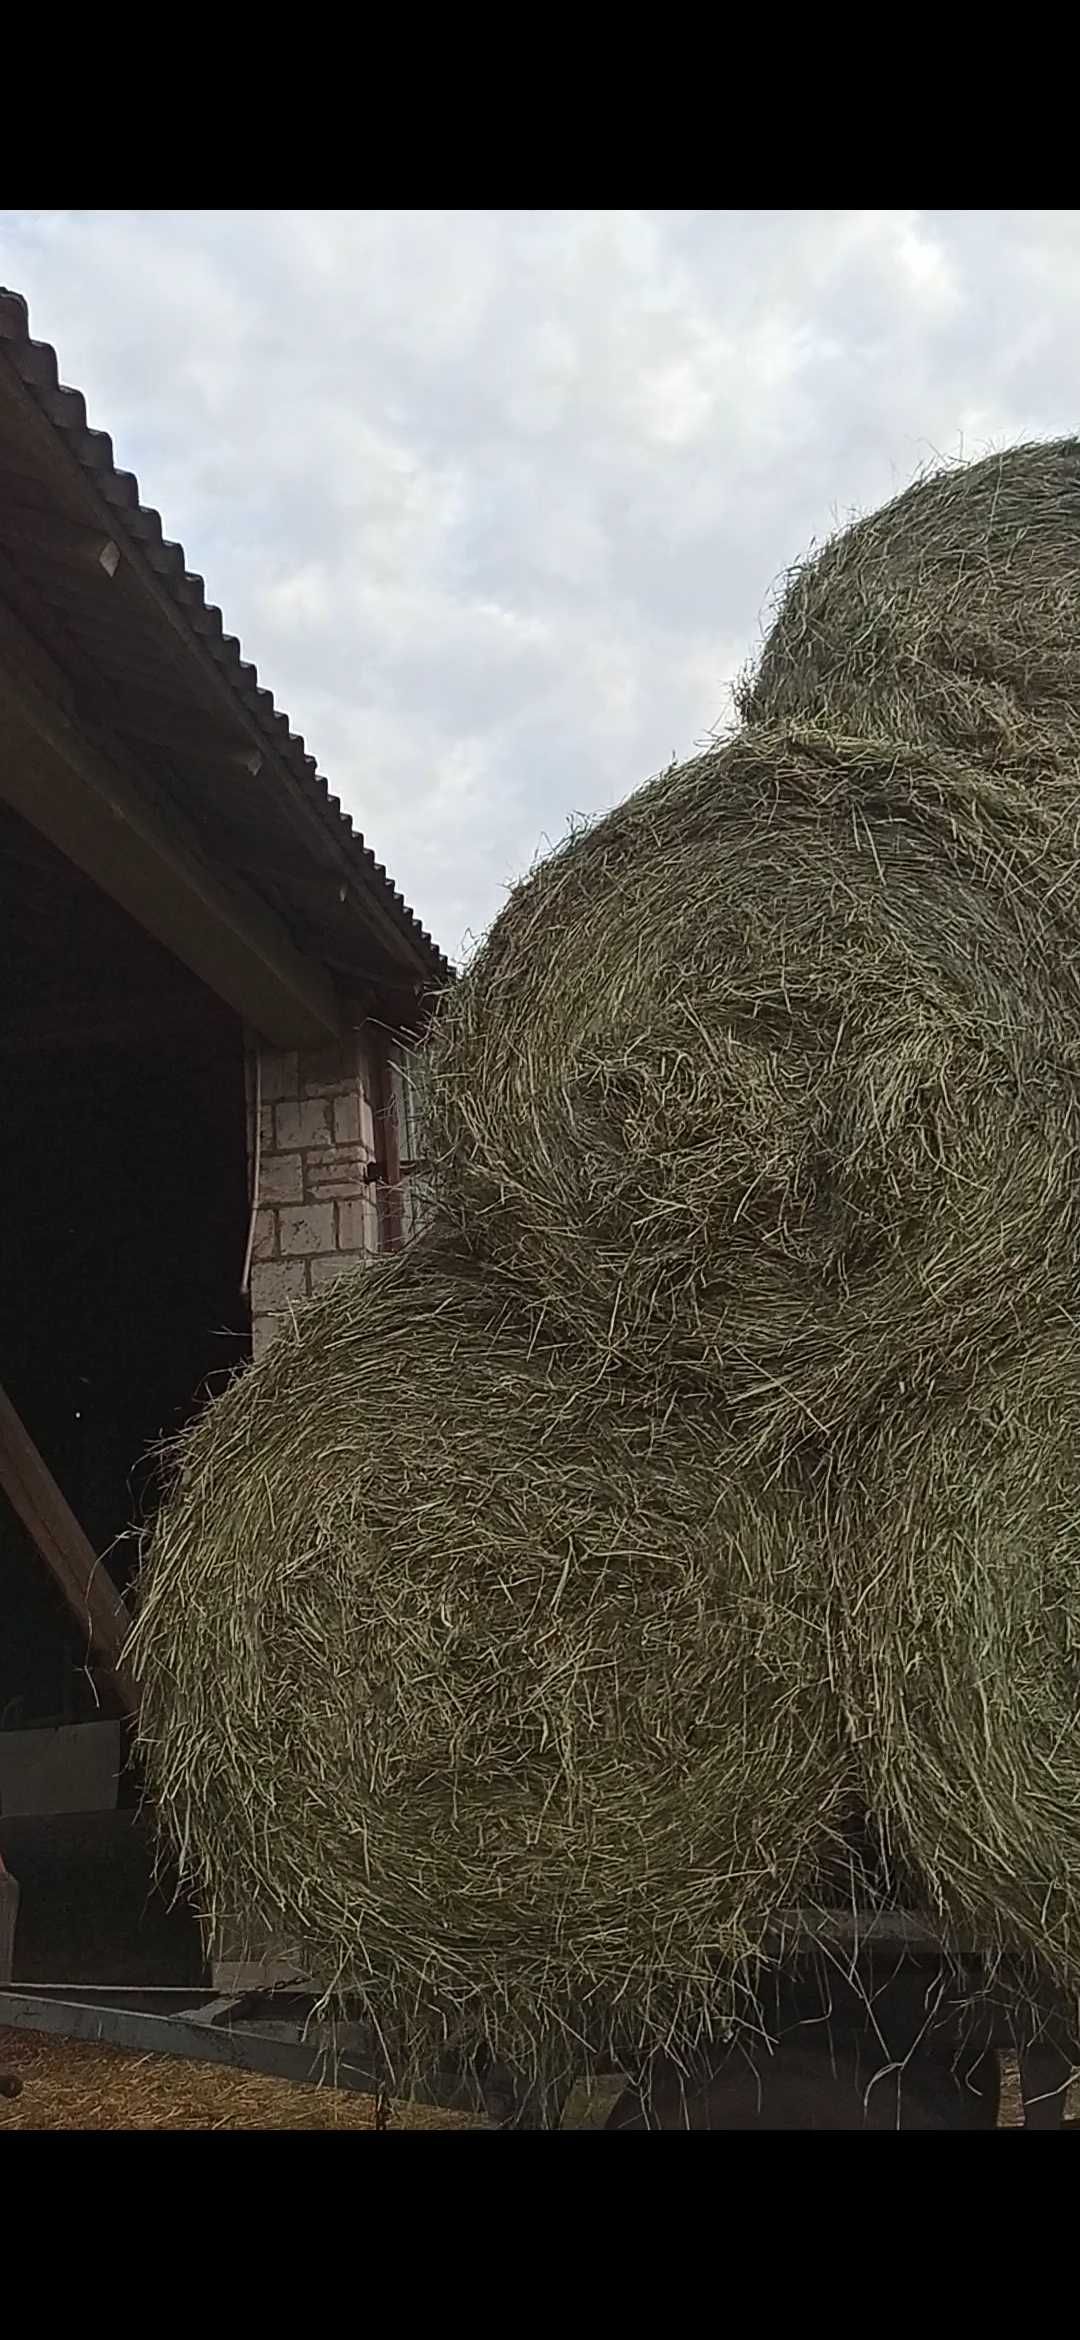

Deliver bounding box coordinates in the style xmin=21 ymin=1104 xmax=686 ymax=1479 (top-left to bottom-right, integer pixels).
xmin=0 ymin=1382 xmax=135 ymax=1713
xmin=0 ymin=615 xmax=340 ymax=1047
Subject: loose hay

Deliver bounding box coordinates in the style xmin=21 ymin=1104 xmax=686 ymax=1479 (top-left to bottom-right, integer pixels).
xmin=131 ymin=1244 xmax=848 ymax=2101
xmin=824 ymin=1327 xmax=1080 ymax=1990
xmin=0 ymin=2024 xmax=475 ymax=2130
xmin=424 ymin=728 xmax=1080 ymax=1451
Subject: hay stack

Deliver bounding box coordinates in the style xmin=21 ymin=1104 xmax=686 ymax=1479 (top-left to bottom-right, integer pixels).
xmin=826 ymin=1327 xmax=1080 ymax=1984
xmin=135 ymin=440 xmax=1080 ymax=2083
xmin=425 ymin=727 xmax=1080 ymax=1451
xmin=741 ymin=439 xmax=1080 ymax=792
xmin=132 ymin=1243 xmax=848 ymax=2093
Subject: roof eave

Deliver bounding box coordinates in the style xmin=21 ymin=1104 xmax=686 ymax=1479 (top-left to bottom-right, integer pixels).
xmin=0 ymin=287 xmax=452 ymax=990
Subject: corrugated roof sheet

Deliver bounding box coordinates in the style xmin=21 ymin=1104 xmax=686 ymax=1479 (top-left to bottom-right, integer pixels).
xmin=0 ymin=286 xmax=450 ymax=982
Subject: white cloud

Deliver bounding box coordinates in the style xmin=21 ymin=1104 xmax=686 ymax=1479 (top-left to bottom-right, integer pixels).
xmin=2 ymin=207 xmax=1080 ymax=957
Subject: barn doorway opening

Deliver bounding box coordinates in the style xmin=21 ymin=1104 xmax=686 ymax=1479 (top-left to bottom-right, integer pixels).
xmin=0 ymin=802 xmax=251 ymax=1980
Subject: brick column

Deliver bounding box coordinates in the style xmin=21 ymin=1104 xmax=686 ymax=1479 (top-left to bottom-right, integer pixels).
xmin=248 ymin=1027 xmax=382 ymax=1358
xmin=225 ymin=1021 xmax=400 ymax=1986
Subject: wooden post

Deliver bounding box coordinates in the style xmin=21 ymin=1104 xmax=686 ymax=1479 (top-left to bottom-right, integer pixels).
xmin=0 ymin=1859 xmax=18 ymax=1984
xmin=370 ymin=1034 xmax=405 ymax=1252
xmin=0 ymin=1382 xmax=136 ymax=1714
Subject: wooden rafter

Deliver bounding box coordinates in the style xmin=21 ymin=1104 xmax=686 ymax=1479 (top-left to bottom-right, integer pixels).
xmin=0 ymin=1382 xmax=136 ymax=1715
xmin=0 ymin=597 xmax=340 ymax=1049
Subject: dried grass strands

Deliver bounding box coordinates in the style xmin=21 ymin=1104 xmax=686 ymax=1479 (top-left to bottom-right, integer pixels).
xmin=424 ymin=729 xmax=1080 ymax=1454
xmin=823 ymin=1327 xmax=1080 ymax=1991
xmin=741 ymin=438 xmax=1080 ymax=797
xmin=130 ymin=1242 xmax=849 ymax=2097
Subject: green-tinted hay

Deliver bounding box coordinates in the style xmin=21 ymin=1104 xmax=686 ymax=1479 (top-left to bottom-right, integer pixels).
xmin=424 ymin=727 xmax=1080 ymax=1453
xmin=135 ymin=440 xmax=1080 ymax=2075
xmin=823 ymin=1327 xmax=1080 ymax=1988
xmin=734 ymin=438 xmax=1080 ymax=1999
xmin=130 ymin=1242 xmax=849 ymax=2099
xmin=741 ymin=438 xmax=1080 ymax=793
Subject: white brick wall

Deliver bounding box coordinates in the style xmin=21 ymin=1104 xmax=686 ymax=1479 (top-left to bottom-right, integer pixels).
xmin=248 ymin=1025 xmax=383 ymax=1358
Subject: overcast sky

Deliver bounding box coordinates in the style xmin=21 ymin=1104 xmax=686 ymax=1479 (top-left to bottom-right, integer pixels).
xmin=2 ymin=209 xmax=1079 ymax=962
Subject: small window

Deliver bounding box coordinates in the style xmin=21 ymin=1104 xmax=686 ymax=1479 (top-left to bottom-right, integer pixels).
xmin=388 ymin=1044 xmax=428 ymax=1244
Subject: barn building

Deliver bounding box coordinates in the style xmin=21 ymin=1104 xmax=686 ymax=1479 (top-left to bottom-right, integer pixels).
xmin=0 ymin=287 xmax=447 ymax=1985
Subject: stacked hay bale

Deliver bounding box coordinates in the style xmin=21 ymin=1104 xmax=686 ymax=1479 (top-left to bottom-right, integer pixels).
xmin=823 ymin=1337 xmax=1080 ymax=1983
xmin=738 ymin=441 xmax=1080 ymax=1992
xmin=424 ymin=728 xmax=1080 ymax=1449
xmin=133 ymin=1246 xmax=849 ymax=2095
xmin=133 ymin=440 xmax=1080 ymax=2099
xmin=741 ymin=437 xmax=1080 ymax=788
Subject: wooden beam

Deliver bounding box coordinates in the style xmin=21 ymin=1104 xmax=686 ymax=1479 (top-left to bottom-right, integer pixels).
xmin=0 ymin=1383 xmax=136 ymax=1714
xmin=0 ymin=607 xmax=341 ymax=1048
xmin=369 ymin=1032 xmax=405 ymax=1252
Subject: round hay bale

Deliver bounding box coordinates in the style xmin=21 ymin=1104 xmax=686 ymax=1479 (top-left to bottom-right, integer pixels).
xmin=424 ymin=729 xmax=1080 ymax=1450
xmin=831 ymin=1331 xmax=1080 ymax=1992
xmin=740 ymin=439 xmax=1080 ymax=786
xmin=131 ymin=1243 xmax=847 ymax=2094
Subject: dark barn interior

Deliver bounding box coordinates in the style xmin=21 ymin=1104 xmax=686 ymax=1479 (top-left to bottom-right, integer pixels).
xmin=0 ymin=803 xmax=250 ymax=1979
